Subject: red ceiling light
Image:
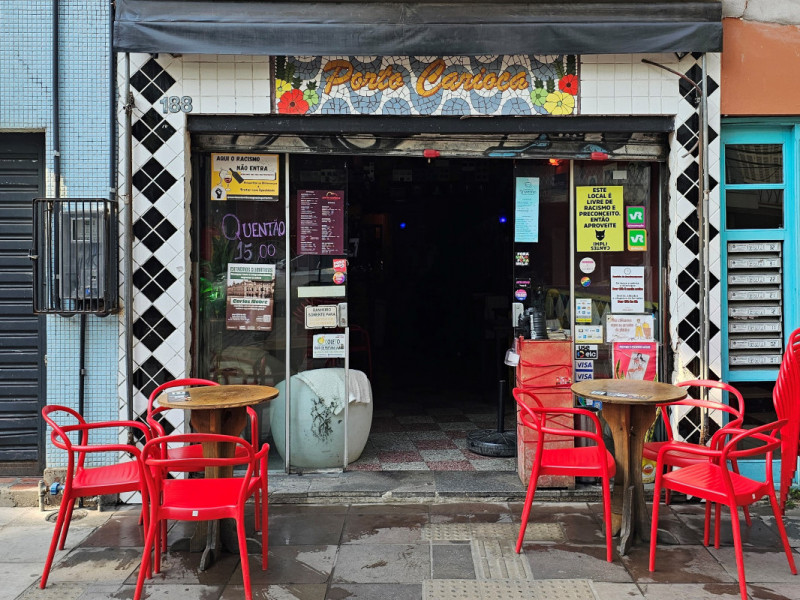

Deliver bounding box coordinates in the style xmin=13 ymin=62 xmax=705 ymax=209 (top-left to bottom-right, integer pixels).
xmin=591 ymin=151 xmax=609 ymax=161
xmin=549 ymin=158 xmax=562 ymax=166
xmin=423 ymin=149 xmax=440 ymax=158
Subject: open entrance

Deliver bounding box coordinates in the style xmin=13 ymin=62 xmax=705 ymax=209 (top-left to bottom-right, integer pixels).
xmin=339 ymin=155 xmax=513 ymax=401
xmin=292 ymin=153 xmax=518 ymax=472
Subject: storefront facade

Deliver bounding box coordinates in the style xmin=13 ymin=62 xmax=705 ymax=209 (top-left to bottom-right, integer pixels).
xmin=113 ymin=1 xmax=727 ymax=472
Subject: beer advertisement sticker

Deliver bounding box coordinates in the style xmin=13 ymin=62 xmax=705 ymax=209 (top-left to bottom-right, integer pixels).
xmin=576 ymin=186 xmax=624 ymax=252
xmin=211 ymin=153 xmax=279 ymax=201
xmin=610 ymin=266 xmax=645 ymax=313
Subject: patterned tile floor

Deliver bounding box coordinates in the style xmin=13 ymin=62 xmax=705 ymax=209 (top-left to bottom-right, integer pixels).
xmin=348 ymin=392 xmax=518 ymax=472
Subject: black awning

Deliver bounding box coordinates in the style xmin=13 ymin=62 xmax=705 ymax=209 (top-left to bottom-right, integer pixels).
xmin=114 ymin=1 xmax=722 ymax=56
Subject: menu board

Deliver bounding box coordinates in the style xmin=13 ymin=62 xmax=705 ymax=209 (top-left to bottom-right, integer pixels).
xmin=298 ymin=189 xmax=345 ymax=255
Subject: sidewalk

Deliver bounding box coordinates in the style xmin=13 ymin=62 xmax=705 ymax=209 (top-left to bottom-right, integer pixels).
xmin=1 ymin=472 xmax=799 ymax=600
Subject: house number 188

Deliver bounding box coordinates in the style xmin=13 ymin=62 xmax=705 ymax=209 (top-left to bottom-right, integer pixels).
xmin=159 ymin=96 xmax=193 ymax=113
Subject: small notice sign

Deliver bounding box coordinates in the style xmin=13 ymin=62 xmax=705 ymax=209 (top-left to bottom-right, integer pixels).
xmin=312 ymin=333 xmax=346 ymax=358
xmin=211 ymin=153 xmax=279 ymax=201
xmin=576 ymin=186 xmax=624 ymax=252
xmin=610 ymin=266 xmax=645 ymax=313
xmin=305 ymin=305 xmax=338 ymax=329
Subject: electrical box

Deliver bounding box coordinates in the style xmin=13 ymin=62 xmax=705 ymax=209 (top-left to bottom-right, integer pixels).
xmin=58 ymin=206 xmax=107 ymax=303
xmin=31 ymin=198 xmax=118 ymax=315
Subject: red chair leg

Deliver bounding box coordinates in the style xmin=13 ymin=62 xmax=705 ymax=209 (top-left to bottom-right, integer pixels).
xmin=714 ymin=503 xmax=722 ymax=549
xmin=58 ymin=498 xmax=76 ymax=550
xmin=515 ymin=463 xmax=541 ymax=553
xmin=728 ymin=506 xmax=748 ymax=600
xmin=236 ymin=509 xmax=253 ymax=600
xmin=40 ymin=498 xmax=71 ymax=588
xmin=703 ymin=501 xmax=712 ymax=547
xmin=261 ymin=470 xmax=269 ymax=570
xmin=768 ymin=487 xmax=798 ymax=575
xmin=134 ymin=516 xmax=158 ymax=600
xmin=648 ymin=474 xmax=663 ymax=572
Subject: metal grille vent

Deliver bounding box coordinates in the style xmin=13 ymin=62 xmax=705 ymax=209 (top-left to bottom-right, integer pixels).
xmin=30 ymin=198 xmax=119 ymax=316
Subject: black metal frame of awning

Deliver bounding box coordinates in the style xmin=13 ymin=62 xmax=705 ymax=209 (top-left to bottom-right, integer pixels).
xmin=114 ymin=1 xmax=722 ymax=56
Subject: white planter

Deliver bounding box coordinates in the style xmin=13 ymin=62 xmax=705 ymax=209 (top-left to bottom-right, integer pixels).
xmin=269 ymin=368 xmax=373 ymax=468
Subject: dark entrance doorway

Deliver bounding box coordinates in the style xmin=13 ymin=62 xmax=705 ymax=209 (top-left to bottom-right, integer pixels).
xmin=344 ymin=156 xmax=514 ymax=406
xmin=0 ymin=133 xmax=46 ymax=475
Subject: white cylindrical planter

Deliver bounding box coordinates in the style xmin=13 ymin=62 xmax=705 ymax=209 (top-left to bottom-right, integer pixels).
xmin=270 ymin=368 xmax=373 ymax=468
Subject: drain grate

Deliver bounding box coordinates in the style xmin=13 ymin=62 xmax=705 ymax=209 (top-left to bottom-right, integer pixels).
xmin=423 ymin=579 xmax=599 ymax=600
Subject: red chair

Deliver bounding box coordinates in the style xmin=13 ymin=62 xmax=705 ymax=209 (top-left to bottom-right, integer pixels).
xmin=134 ymin=434 xmax=269 ymax=600
xmin=774 ymin=328 xmax=800 ymax=513
xmin=40 ymin=405 xmax=151 ymax=588
xmin=513 ymin=387 xmax=616 ymax=561
xmin=147 ymin=379 xmax=265 ymax=533
xmin=643 ymin=380 xmax=745 ymax=506
xmin=649 ymin=419 xmax=796 ymax=600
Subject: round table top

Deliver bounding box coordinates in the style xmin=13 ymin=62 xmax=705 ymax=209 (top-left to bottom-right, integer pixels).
xmin=157 ymin=384 xmax=279 ymax=410
xmin=571 ymin=379 xmax=687 ymax=405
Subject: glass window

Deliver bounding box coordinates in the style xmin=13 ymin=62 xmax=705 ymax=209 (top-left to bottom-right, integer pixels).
xmin=725 ymin=189 xmax=783 ymax=229
xmin=725 ymin=144 xmax=783 ymax=184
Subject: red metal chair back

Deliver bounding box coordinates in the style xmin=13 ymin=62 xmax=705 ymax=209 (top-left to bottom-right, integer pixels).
xmin=649 ymin=419 xmax=796 ymax=600
xmin=40 ymin=405 xmax=151 ymax=588
xmin=513 ymin=387 xmax=616 ymax=562
xmin=134 ymin=433 xmax=269 ymax=600
xmin=773 ymin=328 xmax=800 ymax=513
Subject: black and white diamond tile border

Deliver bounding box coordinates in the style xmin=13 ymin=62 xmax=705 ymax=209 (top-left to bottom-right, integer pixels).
xmin=117 ymin=52 xmax=724 ymax=447
xmin=667 ymin=53 xmax=723 ymax=441
xmin=118 ymin=53 xmax=188 ymax=439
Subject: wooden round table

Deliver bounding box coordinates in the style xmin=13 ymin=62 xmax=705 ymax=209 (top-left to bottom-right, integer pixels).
xmin=157 ymin=384 xmax=279 ymax=569
xmin=571 ymin=379 xmax=687 ymax=555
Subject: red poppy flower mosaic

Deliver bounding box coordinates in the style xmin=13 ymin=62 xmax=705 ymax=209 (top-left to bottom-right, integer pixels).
xmin=278 ymin=89 xmax=310 ymax=114
xmin=558 ymin=74 xmax=578 ymax=95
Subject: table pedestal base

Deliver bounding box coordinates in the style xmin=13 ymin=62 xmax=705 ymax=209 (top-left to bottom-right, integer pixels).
xmin=601 ymin=402 xmax=657 ymax=556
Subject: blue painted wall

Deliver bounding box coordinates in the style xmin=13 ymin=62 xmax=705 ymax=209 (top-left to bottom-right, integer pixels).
xmin=1 ymin=1 xmax=119 ymax=467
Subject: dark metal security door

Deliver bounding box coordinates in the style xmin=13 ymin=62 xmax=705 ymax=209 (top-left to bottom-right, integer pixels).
xmin=0 ymin=133 xmax=45 ymax=474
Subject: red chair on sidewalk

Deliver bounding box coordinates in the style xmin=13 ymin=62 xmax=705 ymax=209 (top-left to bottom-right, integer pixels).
xmin=774 ymin=328 xmax=800 ymax=513
xmin=513 ymin=387 xmax=616 ymax=562
xmin=643 ymin=380 xmax=745 ymax=507
xmin=134 ymin=434 xmax=269 ymax=600
xmin=40 ymin=405 xmax=151 ymax=588
xmin=649 ymin=420 xmax=797 ymax=600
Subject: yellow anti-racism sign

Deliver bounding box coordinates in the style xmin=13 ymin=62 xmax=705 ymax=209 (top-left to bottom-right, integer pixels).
xmin=576 ymin=186 xmax=624 ymax=252
xmin=211 ymin=153 xmax=279 ymax=201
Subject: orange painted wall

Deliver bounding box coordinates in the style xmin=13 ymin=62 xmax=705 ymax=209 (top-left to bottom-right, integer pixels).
xmin=722 ymin=18 xmax=800 ymax=116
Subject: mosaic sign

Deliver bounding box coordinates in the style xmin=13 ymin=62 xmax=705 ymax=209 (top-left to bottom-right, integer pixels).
xmin=275 ymin=55 xmax=578 ymax=116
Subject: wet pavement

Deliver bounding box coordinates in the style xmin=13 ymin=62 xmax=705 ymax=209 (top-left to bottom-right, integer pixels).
xmin=2 ymin=473 xmax=800 ymax=600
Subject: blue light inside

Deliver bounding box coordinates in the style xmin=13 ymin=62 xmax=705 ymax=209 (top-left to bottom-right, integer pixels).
xmin=499 ymin=216 xmax=508 ymax=224
xmin=399 ymin=222 xmax=407 ymax=229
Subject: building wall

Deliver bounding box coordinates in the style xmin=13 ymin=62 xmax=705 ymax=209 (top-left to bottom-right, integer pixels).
xmin=0 ymin=0 xmax=117 ymax=467
xmin=721 ymin=18 xmax=800 ymax=115
xmin=120 ymin=53 xmax=722 ymax=441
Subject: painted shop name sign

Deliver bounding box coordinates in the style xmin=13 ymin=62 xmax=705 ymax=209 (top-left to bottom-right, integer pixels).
xmin=275 ymin=55 xmax=579 ymax=116
xmin=323 ymin=59 xmax=531 ymax=97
